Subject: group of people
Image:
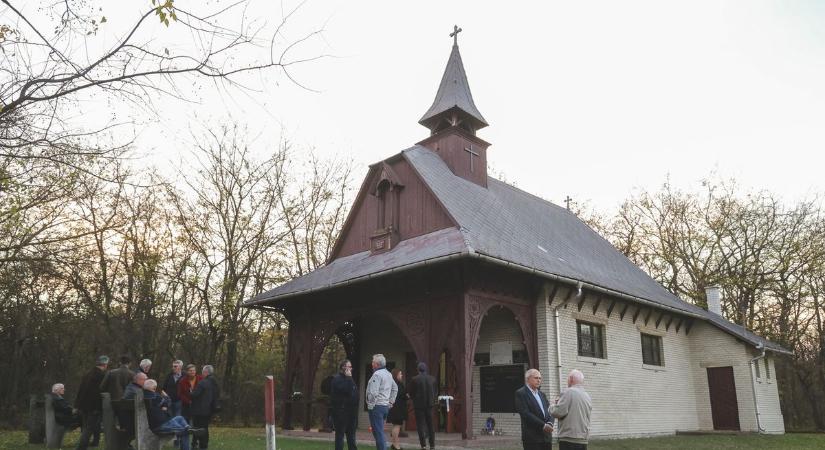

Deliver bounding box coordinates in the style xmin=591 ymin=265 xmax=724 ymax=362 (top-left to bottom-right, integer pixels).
xmin=327 ymin=355 xmax=592 ymax=450
xmin=329 ymin=353 xmax=438 ymax=450
xmin=49 ymin=355 xmax=221 ymax=450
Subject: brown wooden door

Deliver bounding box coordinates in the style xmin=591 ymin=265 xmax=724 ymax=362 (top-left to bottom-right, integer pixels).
xmin=707 ymin=366 xmax=741 ymax=431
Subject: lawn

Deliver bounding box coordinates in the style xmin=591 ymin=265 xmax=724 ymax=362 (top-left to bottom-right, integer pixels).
xmin=1 ymin=428 xmax=824 ymax=450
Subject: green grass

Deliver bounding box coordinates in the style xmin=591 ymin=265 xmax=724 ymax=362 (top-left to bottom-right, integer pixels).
xmin=1 ymin=428 xmax=823 ymax=450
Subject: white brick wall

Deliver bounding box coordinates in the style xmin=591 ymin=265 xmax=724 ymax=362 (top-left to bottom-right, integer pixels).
xmin=545 ymin=290 xmax=785 ymax=438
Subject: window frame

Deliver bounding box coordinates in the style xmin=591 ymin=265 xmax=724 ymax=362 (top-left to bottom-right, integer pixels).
xmin=640 ymin=332 xmax=664 ymax=366
xmin=576 ymin=320 xmax=606 ymax=359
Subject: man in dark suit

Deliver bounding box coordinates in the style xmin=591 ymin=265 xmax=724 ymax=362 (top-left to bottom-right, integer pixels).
xmin=515 ymin=368 xmax=553 ymax=450
xmin=407 ymin=362 xmax=436 ymax=450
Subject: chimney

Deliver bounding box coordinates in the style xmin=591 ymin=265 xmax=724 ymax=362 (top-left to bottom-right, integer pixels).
xmin=705 ymin=286 xmax=722 ymax=315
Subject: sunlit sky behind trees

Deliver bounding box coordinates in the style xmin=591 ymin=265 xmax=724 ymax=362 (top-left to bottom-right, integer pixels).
xmin=15 ymin=0 xmax=825 ymax=210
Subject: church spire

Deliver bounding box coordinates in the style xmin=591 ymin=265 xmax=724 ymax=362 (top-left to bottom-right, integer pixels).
xmin=419 ymin=25 xmax=488 ymax=135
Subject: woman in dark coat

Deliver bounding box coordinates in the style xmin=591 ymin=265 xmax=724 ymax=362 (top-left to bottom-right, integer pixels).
xmin=387 ymin=368 xmax=408 ymax=450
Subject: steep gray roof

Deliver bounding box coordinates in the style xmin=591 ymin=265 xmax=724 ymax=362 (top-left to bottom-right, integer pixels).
xmin=419 ymin=44 xmax=488 ymax=130
xmin=402 ymin=146 xmax=789 ymax=354
xmin=245 ymin=145 xmax=789 ymax=354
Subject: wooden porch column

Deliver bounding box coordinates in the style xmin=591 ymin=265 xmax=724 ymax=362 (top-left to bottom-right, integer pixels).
xmin=459 ymin=293 xmax=476 ymax=439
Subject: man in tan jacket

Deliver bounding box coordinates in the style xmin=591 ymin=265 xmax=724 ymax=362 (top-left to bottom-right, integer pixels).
xmin=550 ymin=369 xmax=592 ymax=450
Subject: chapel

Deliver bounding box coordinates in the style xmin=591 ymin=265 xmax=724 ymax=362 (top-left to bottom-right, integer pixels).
xmin=244 ymin=28 xmax=789 ymax=439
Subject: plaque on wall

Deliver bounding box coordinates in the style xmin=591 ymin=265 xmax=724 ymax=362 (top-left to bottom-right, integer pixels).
xmin=490 ymin=341 xmax=513 ymax=365
xmin=479 ymin=364 xmax=525 ymax=413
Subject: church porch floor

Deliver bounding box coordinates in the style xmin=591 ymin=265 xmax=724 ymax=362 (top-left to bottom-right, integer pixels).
xmin=279 ymin=428 xmax=521 ymax=449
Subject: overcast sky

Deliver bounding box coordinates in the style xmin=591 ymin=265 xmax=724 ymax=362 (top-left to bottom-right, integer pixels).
xmin=17 ymin=0 xmax=825 ymax=211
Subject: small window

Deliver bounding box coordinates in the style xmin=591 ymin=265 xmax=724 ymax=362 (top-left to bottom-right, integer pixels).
xmin=765 ymin=357 xmax=771 ymax=379
xmin=754 ymin=359 xmax=761 ymax=378
xmin=577 ymin=321 xmax=606 ymax=359
xmin=640 ymin=333 xmax=664 ymax=366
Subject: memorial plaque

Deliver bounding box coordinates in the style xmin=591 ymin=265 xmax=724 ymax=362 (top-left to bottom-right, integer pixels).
xmin=490 ymin=341 xmax=513 ymax=365
xmin=479 ymin=364 xmax=525 ymax=413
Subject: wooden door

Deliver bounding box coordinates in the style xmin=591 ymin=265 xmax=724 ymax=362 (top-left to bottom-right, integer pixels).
xmin=707 ymin=366 xmax=741 ymax=431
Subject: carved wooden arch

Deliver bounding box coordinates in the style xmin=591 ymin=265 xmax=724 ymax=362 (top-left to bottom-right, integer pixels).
xmin=373 ymin=303 xmax=429 ymax=366
xmin=465 ymin=295 xmax=538 ymax=371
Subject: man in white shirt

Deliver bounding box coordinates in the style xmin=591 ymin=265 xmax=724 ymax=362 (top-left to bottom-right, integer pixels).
xmin=515 ymin=369 xmax=553 ymax=450
xmin=366 ymin=354 xmax=398 ymax=450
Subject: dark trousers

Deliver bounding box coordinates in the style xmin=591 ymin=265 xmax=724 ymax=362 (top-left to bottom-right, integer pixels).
xmin=332 ymin=408 xmax=358 ymax=450
xmin=414 ymin=407 xmax=434 ymax=449
xmin=75 ymin=411 xmax=101 ymax=449
xmin=192 ymin=415 xmax=211 ymax=449
xmin=522 ymin=443 xmax=552 ymax=450
xmin=558 ymin=441 xmax=586 ymax=450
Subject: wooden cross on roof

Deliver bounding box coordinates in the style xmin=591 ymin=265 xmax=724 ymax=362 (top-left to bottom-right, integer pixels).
xmin=450 ymin=25 xmax=463 ymax=46
xmin=464 ymin=144 xmax=479 ymax=172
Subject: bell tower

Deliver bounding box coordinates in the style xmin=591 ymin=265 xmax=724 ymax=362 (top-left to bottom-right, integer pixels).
xmin=417 ymin=25 xmax=491 ymax=188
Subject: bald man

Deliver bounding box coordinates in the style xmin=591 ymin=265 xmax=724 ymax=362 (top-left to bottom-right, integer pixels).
xmin=550 ymin=369 xmax=592 ymax=450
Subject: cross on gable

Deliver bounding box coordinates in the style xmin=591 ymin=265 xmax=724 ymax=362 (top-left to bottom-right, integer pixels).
xmin=450 ymin=25 xmax=463 ymax=46
xmin=464 ymin=145 xmax=479 ymax=172
xmin=564 ymin=195 xmax=573 ymax=210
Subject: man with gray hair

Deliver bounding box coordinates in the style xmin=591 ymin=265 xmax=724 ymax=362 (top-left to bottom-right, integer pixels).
xmin=366 ymin=354 xmax=397 ymax=450
xmin=550 ymin=369 xmax=592 ymax=450
xmin=162 ymin=360 xmax=184 ymax=417
xmin=143 ymin=379 xmax=194 ymax=450
xmin=191 ymin=365 xmax=220 ymax=449
xmin=515 ymin=368 xmax=553 ymax=450
xmin=50 ymin=383 xmax=81 ymax=429
xmin=123 ymin=372 xmax=148 ymax=399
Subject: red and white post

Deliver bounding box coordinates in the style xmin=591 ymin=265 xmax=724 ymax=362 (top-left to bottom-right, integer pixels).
xmin=265 ymin=375 xmax=277 ymax=450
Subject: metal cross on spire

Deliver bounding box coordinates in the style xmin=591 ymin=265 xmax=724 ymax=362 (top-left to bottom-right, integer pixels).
xmin=450 ymin=25 xmax=463 ymax=46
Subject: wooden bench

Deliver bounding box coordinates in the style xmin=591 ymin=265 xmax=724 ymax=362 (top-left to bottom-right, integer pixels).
xmin=28 ymin=394 xmax=46 ymax=444
xmin=134 ymin=390 xmax=176 ymax=450
xmin=102 ymin=390 xmax=176 ymax=450
xmin=102 ymin=393 xmax=132 ymax=450
xmin=43 ymin=394 xmax=67 ymax=449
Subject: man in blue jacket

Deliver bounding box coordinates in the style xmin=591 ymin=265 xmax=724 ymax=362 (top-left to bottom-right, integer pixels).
xmin=144 ymin=379 xmax=192 ymax=450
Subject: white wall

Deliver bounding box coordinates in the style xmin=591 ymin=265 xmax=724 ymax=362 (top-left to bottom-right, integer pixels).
xmin=552 ymin=293 xmax=700 ymax=438
xmin=689 ymin=321 xmax=785 ymax=434
xmin=541 ymin=288 xmax=785 ymax=438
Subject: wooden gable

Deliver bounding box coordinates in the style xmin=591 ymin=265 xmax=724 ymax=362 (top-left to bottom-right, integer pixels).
xmin=329 ymin=153 xmax=457 ymax=260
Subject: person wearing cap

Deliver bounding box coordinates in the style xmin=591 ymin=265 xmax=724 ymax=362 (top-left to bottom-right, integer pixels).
xmin=408 ymin=362 xmax=437 ymax=450
xmin=74 ymin=355 xmax=109 ymax=449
